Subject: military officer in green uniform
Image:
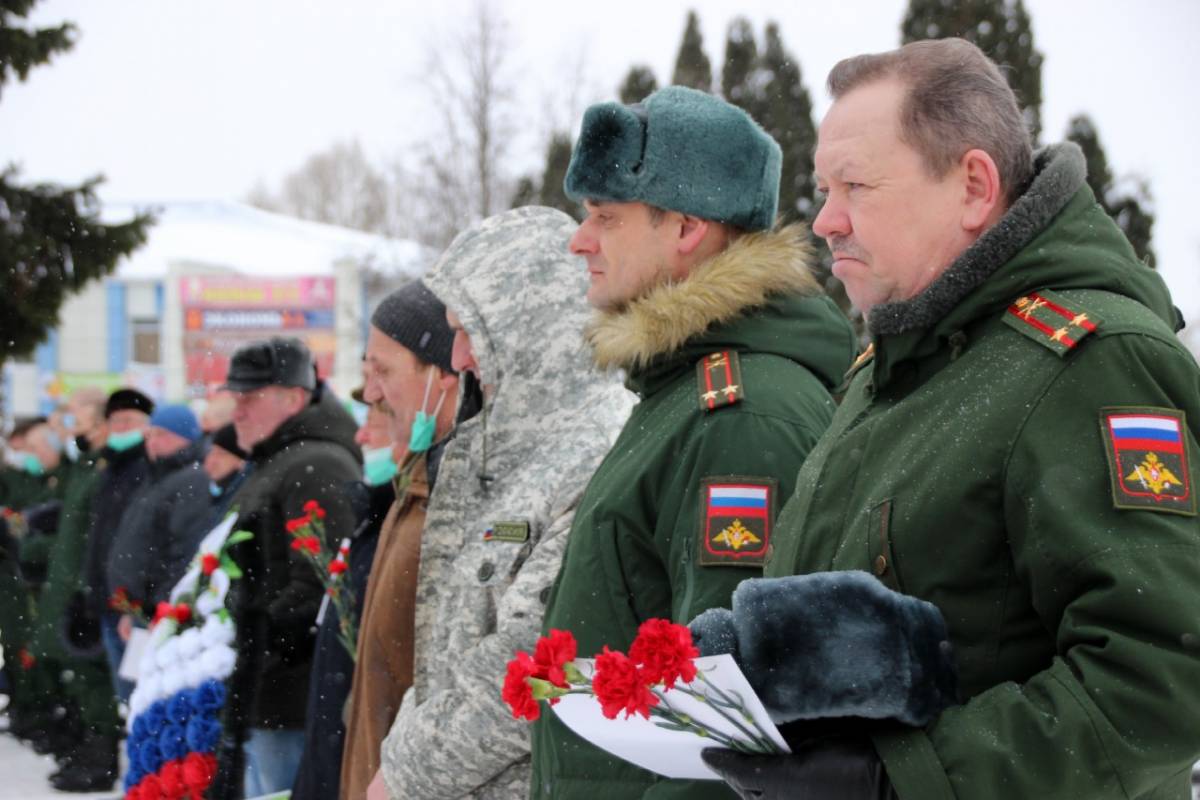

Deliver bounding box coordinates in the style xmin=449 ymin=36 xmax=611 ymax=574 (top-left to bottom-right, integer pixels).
xmin=35 ymin=388 xmax=124 ymax=792
xmin=702 ymin=38 xmax=1200 ymax=800
xmin=529 ymin=87 xmax=856 ymax=798
xmin=0 ymin=418 xmax=68 ymax=747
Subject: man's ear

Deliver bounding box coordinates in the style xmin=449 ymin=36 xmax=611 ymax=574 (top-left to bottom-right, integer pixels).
xmin=676 ymin=214 xmax=712 ymax=257
xmin=436 ymin=367 xmax=458 ymax=393
xmin=960 ymin=148 xmax=1003 ymax=232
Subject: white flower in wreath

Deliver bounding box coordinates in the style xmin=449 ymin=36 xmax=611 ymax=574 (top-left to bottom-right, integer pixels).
xmin=200 ymin=643 xmax=237 ymax=680
xmin=177 ymin=626 xmax=204 ymax=660
xmin=195 ymin=568 xmax=231 ymax=618
xmin=155 ymin=635 xmax=181 ymax=670
xmin=201 ymin=614 xmax=235 ymax=647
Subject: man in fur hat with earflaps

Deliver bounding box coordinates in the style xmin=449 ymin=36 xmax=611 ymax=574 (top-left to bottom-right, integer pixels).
xmin=529 ymin=85 xmax=856 ymax=798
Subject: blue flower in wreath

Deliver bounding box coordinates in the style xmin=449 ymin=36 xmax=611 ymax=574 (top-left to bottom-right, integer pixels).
xmin=167 ymin=690 xmax=194 ymax=723
xmin=191 ymin=679 xmax=226 ymax=713
xmin=185 ymin=715 xmax=221 ymax=753
xmin=158 ymin=722 xmax=188 ymax=761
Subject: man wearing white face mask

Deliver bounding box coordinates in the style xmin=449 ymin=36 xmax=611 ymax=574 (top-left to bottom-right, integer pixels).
xmin=341 ymin=280 xmax=463 ymax=800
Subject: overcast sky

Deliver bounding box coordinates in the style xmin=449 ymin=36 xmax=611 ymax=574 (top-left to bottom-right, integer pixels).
xmin=2 ymin=0 xmax=1197 ymax=322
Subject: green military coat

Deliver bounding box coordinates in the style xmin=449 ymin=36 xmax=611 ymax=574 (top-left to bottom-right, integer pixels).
xmin=767 ymin=144 xmax=1200 ymax=799
xmin=532 ymin=226 xmax=856 ymax=799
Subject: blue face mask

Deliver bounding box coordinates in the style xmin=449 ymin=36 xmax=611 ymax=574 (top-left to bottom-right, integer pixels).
xmin=408 ymin=367 xmax=447 ymax=455
xmin=22 ymin=453 xmax=45 ymax=476
xmin=363 ymin=445 xmax=398 ymax=486
xmin=64 ymin=436 xmax=81 ymax=463
xmin=209 ymin=480 xmax=224 ymax=498
xmin=106 ymin=429 xmax=144 ymax=453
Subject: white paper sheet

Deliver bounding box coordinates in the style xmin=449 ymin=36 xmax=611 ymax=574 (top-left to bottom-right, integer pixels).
xmin=118 ymin=626 xmax=150 ymax=682
xmin=550 ymin=653 xmax=789 ymax=780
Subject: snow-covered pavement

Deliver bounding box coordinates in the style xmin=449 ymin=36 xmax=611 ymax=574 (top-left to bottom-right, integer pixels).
xmin=0 ymin=732 xmax=116 ymax=800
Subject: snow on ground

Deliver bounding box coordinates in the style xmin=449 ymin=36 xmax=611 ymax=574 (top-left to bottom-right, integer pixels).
xmin=0 ymin=732 xmax=117 ymax=800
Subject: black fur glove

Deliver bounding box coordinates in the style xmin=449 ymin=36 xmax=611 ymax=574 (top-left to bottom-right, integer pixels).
xmin=690 ymin=571 xmax=957 ymax=727
xmin=701 ymin=738 xmax=898 ymax=800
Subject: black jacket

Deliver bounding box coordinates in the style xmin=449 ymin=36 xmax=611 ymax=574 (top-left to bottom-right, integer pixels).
xmin=210 ymin=384 xmax=361 ymax=799
xmin=82 ymin=443 xmax=152 ymax=615
xmin=107 ymin=440 xmax=211 ymax=609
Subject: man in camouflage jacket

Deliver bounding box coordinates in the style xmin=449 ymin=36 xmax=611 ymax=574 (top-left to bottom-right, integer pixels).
xmin=375 ymin=207 xmax=633 ymax=799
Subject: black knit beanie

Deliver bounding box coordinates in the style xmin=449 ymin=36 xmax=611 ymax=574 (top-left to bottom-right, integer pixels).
xmin=370 ymin=280 xmax=456 ymax=373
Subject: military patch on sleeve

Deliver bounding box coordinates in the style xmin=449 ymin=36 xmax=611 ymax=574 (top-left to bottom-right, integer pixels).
xmin=697 ymin=477 xmax=776 ymax=567
xmin=483 ymin=520 xmax=530 ymax=542
xmin=696 ymin=351 xmax=744 ymax=412
xmin=1100 ymin=407 xmax=1195 ymax=516
xmin=1002 ymin=289 xmax=1102 ymax=356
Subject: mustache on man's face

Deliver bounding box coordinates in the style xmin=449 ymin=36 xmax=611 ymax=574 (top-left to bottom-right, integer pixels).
xmin=827 ymin=235 xmax=869 ymax=261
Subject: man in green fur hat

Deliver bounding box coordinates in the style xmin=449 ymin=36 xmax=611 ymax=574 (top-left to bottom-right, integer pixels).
xmin=529 ymin=85 xmax=856 ymax=799
xmin=698 ymin=38 xmax=1200 ymax=800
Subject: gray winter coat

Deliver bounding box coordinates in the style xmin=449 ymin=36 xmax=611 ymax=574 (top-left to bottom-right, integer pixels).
xmin=378 ymin=207 xmax=634 ymax=800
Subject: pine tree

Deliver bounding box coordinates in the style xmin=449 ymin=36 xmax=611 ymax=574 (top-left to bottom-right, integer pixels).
xmin=671 ymin=10 xmax=713 ymax=93
xmin=536 ymin=132 xmax=578 ymax=219
xmin=757 ymin=23 xmax=818 ymax=224
xmin=720 ymin=17 xmax=758 ymax=110
xmin=901 ymin=0 xmax=1044 ymax=142
xmin=0 ymin=1 xmax=153 ymax=369
xmin=509 ymin=133 xmax=580 ymax=220
xmin=1066 ymin=114 xmax=1156 ymax=269
xmin=618 ymin=65 xmax=658 ymax=104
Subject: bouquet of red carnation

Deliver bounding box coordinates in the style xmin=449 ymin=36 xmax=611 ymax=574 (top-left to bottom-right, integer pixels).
xmin=286 ymin=500 xmax=358 ymax=661
xmin=502 ymin=619 xmax=783 ymax=756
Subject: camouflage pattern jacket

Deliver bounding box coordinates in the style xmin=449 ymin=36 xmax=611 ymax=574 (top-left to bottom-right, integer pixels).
xmin=379 ymin=207 xmax=634 ymax=800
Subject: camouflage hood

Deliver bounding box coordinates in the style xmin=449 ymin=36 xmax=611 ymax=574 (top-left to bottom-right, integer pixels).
xmin=384 ymin=207 xmax=633 ymax=800
xmin=423 ymin=205 xmax=631 ymax=483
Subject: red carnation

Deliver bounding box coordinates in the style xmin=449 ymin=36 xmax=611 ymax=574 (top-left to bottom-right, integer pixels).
xmin=139 ymin=773 xmax=163 ymax=799
xmin=290 ymin=535 xmax=320 ymax=555
xmin=302 ymin=499 xmax=327 ymax=519
xmin=182 ymin=752 xmax=217 ymax=794
xmin=158 ymin=758 xmax=186 ymax=799
xmin=173 ymin=603 xmax=192 ymax=625
xmin=592 ymin=646 xmax=658 ymax=720
xmin=285 ymin=516 xmax=309 ymax=534
xmin=329 ymin=560 xmax=348 ymax=575
xmin=18 ymin=648 xmax=35 ymax=671
xmin=153 ymin=601 xmax=174 ymax=625
xmin=532 ymin=629 xmax=577 ymax=688
xmin=628 ymin=618 xmax=699 ymax=689
xmin=200 ymin=553 xmax=220 ymax=576
xmin=502 ymin=651 xmax=541 ymax=721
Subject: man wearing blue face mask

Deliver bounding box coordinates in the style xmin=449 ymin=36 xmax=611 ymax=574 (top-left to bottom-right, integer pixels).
xmin=78 ymin=387 xmax=153 ymax=708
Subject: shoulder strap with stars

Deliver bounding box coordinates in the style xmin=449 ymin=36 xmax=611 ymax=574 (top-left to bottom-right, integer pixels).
xmin=696 ymin=350 xmax=744 ymax=412
xmin=1001 ymin=289 xmax=1103 ymax=356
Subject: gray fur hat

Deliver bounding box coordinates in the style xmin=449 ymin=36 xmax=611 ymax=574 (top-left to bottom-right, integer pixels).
xmin=564 ymin=85 xmax=782 ymax=231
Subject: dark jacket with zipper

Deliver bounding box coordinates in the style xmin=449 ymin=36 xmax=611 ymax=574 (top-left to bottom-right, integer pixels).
xmin=208 ymin=383 xmax=361 ymax=800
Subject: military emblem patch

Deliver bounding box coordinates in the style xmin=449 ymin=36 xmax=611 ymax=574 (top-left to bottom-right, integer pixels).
xmin=483 ymin=520 xmax=530 ymax=542
xmin=696 ymin=351 xmax=744 ymax=412
xmin=1101 ymin=407 xmax=1195 ymax=516
xmin=698 ymin=478 xmax=775 ymax=567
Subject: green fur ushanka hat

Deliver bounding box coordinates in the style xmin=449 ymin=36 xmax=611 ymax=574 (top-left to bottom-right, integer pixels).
xmin=564 ymin=85 xmax=782 ymax=231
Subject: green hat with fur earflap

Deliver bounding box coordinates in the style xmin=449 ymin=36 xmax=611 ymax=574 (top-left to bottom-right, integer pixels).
xmin=564 ymin=85 xmax=782 ymax=231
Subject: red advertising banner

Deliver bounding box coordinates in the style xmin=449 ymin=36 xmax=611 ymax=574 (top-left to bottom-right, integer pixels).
xmin=180 ymin=276 xmax=337 ymax=397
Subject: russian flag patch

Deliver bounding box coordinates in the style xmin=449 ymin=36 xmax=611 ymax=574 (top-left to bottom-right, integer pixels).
xmin=698 ymin=478 xmax=776 ymax=566
xmin=1101 ymin=407 xmax=1194 ymax=515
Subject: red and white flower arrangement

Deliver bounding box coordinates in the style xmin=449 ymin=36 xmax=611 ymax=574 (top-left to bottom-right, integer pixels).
xmin=502 ymin=619 xmax=783 ymax=755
